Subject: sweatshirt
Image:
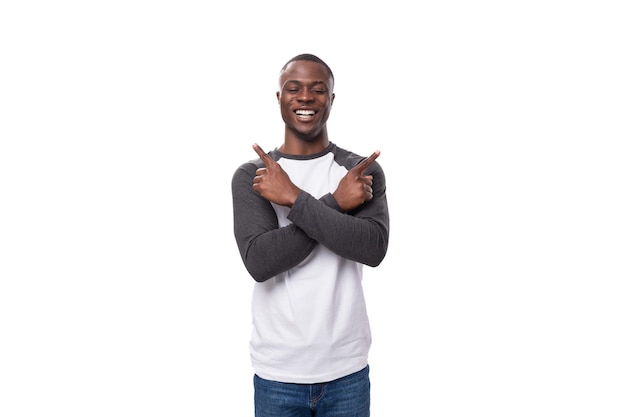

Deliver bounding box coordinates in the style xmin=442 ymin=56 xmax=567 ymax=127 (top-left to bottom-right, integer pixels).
xmin=231 ymin=142 xmax=389 ymax=383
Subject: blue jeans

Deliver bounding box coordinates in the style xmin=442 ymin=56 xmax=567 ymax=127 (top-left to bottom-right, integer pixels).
xmin=254 ymin=366 xmax=370 ymax=417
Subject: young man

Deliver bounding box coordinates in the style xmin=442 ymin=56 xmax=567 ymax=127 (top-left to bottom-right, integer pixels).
xmin=231 ymin=53 xmax=390 ymax=416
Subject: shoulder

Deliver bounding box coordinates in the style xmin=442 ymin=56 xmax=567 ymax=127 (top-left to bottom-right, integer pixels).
xmin=332 ymin=144 xmax=385 ymax=175
xmin=232 ymin=158 xmax=261 ymax=186
xmin=232 ymin=148 xmax=284 ymax=182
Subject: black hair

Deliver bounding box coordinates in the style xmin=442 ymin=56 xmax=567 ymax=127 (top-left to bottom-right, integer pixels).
xmin=280 ymin=53 xmax=334 ymax=83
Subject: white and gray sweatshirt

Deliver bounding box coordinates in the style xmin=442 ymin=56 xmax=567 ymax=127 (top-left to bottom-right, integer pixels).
xmin=231 ymin=142 xmax=390 ymax=384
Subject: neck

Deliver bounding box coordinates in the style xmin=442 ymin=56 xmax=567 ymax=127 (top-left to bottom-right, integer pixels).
xmin=281 ymin=129 xmax=330 ymax=155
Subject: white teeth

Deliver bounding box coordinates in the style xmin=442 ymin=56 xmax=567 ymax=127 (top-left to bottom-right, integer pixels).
xmin=295 ymin=110 xmax=316 ymax=115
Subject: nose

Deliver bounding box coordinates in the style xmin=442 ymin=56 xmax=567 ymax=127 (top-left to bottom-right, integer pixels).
xmin=297 ymin=87 xmax=314 ymax=103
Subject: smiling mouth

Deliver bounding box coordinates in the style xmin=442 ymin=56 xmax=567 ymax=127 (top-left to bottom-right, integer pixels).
xmin=295 ymin=109 xmax=316 ymax=119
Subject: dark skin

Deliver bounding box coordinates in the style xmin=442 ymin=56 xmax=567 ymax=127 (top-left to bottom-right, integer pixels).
xmin=252 ymin=59 xmax=380 ymax=212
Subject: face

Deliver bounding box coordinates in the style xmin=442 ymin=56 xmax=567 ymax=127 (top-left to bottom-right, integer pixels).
xmin=277 ymin=60 xmax=335 ymax=141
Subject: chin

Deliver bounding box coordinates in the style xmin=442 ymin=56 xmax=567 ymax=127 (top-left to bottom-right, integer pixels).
xmin=288 ymin=125 xmax=320 ymax=140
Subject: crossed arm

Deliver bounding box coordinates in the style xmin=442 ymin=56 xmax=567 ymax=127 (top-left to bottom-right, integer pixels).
xmin=232 ymin=144 xmax=390 ymax=282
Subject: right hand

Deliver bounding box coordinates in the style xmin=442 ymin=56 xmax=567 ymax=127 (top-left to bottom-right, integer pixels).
xmin=251 ymin=143 xmax=301 ymax=207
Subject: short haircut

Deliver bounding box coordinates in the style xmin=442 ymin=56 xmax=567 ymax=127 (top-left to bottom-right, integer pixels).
xmin=280 ymin=53 xmax=334 ymax=84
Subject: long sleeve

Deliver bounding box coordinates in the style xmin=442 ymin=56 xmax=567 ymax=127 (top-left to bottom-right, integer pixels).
xmin=232 ymin=160 xmax=317 ymax=282
xmin=287 ymin=160 xmax=389 ymax=267
xmin=232 ymin=144 xmax=390 ymax=282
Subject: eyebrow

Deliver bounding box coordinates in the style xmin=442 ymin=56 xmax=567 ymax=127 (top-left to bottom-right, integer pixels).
xmin=283 ymin=80 xmax=327 ymax=87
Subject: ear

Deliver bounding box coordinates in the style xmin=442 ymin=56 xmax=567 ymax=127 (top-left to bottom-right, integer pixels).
xmin=330 ymin=93 xmax=335 ymax=105
xmin=276 ymin=91 xmax=280 ymax=102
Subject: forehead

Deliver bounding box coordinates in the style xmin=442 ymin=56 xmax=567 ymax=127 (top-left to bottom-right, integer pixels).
xmin=279 ymin=60 xmax=333 ymax=87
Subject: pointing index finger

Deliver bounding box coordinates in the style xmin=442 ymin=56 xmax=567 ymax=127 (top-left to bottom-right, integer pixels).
xmin=354 ymin=150 xmax=380 ymax=174
xmin=252 ymin=143 xmax=275 ymax=166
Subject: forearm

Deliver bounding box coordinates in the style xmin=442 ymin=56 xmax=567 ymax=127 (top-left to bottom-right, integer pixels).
xmin=287 ymin=190 xmax=389 ymax=267
xmin=235 ymin=221 xmax=317 ymax=282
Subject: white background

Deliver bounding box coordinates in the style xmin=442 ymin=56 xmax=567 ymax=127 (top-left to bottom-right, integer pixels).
xmin=1 ymin=1 xmax=625 ymax=416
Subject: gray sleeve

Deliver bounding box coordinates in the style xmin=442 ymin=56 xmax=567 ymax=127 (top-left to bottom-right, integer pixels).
xmin=287 ymin=161 xmax=390 ymax=267
xmin=231 ymin=161 xmax=317 ymax=282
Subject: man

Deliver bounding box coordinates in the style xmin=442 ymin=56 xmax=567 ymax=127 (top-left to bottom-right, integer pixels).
xmin=231 ymin=53 xmax=390 ymax=416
